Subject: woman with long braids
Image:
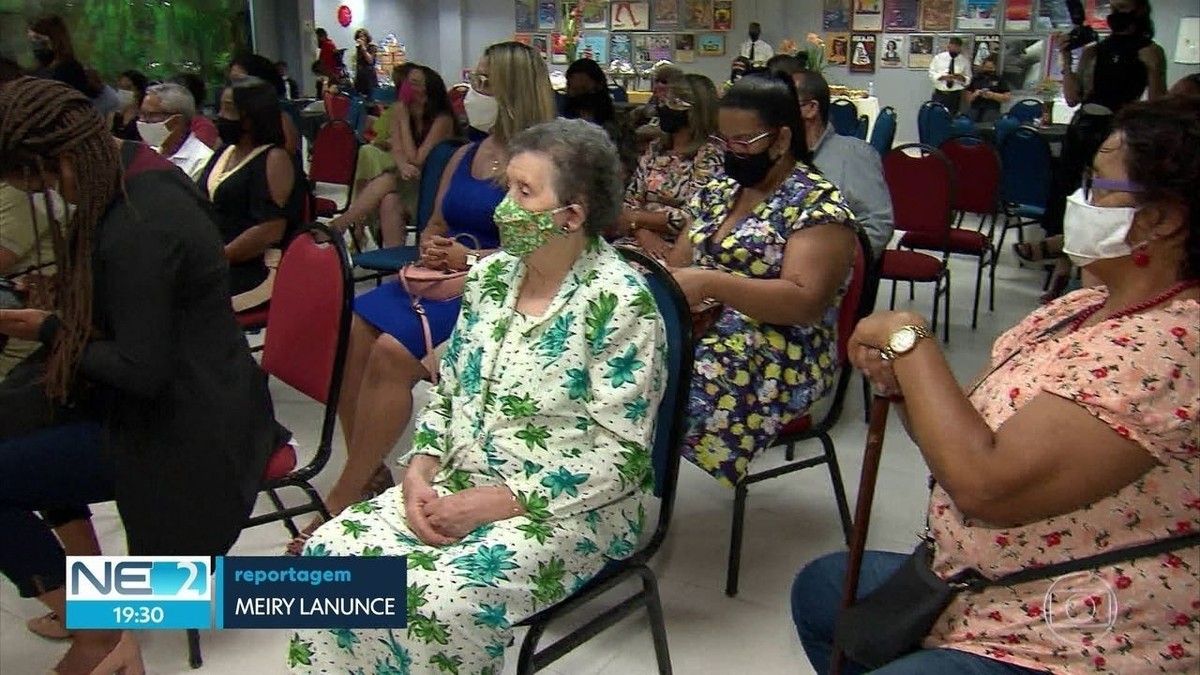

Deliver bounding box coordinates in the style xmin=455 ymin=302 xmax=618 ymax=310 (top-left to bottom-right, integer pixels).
xmin=0 ymin=77 xmax=278 ymax=674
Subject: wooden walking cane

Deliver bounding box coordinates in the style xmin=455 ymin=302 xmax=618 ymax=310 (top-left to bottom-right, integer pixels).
xmin=828 ymin=395 xmax=892 ymax=675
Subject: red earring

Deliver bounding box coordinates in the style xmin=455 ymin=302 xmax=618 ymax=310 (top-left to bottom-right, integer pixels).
xmin=1132 ymin=245 xmax=1151 ymax=267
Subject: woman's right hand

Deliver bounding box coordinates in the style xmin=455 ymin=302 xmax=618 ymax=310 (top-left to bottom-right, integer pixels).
xmin=401 ymin=469 xmax=456 ymax=546
xmin=634 ymin=228 xmax=672 ymax=261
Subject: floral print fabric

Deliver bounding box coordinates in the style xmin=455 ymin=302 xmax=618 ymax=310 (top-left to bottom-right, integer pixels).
xmin=624 ymin=138 xmax=724 ymax=236
xmin=925 ymin=288 xmax=1200 ymax=674
xmin=286 ymin=239 xmax=666 ymax=675
xmin=681 ymin=165 xmax=854 ymax=487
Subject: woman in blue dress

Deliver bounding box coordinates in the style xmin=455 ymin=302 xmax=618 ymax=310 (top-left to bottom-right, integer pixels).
xmin=287 ymin=42 xmax=557 ymax=552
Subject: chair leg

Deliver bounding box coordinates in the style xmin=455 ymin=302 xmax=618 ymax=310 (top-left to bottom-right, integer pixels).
xmin=636 ymin=566 xmax=674 ymax=675
xmin=908 ymin=280 xmax=915 ymax=301
xmin=516 ymin=621 xmax=547 ymax=675
xmin=266 ymin=488 xmax=300 ymax=539
xmin=942 ymin=270 xmax=952 ymax=343
xmin=784 ymin=441 xmax=795 ymax=462
xmin=187 ymin=628 xmax=203 ymax=669
xmin=821 ymin=434 xmax=853 ymax=546
xmin=888 ymin=280 xmax=897 ymax=310
xmin=971 ymin=253 xmax=984 ymax=330
xmin=726 ymin=484 xmax=748 ymax=597
xmin=930 ymin=281 xmax=940 ymax=336
xmin=988 ymin=247 xmax=998 ymax=312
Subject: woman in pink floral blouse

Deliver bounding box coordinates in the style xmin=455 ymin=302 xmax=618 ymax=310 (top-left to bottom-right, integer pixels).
xmin=616 ymin=73 xmax=723 ymax=259
xmin=793 ymin=95 xmax=1200 ymax=674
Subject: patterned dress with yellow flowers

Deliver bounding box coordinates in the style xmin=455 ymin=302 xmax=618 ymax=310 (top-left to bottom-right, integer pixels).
xmin=681 ymin=165 xmax=854 ymax=487
xmin=286 ymin=239 xmax=666 ymax=675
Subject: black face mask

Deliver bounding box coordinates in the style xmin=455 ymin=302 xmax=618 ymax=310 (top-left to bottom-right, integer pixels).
xmin=657 ymin=106 xmax=690 ymax=134
xmin=564 ymin=91 xmax=607 ymax=119
xmin=724 ymin=147 xmax=776 ymax=188
xmin=215 ymin=117 xmax=244 ymax=145
xmin=31 ymin=41 xmax=54 ymax=66
xmin=1106 ymin=10 xmax=1136 ymax=32
xmin=749 ymin=32 xmax=760 ymax=41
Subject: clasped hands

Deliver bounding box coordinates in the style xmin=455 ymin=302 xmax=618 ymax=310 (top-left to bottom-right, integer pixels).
xmin=418 ymin=235 xmax=470 ymax=271
xmin=401 ymin=466 xmax=515 ymax=546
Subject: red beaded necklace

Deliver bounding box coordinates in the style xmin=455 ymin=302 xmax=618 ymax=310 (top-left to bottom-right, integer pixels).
xmin=1068 ymin=279 xmax=1200 ymax=333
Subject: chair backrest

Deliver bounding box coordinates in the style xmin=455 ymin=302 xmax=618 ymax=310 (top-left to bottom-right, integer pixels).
xmin=999 ymin=125 xmax=1052 ymax=209
xmin=262 ymin=225 xmax=353 ymax=466
xmin=347 ymin=95 xmax=368 ymax=137
xmin=993 ymin=113 xmax=1020 ymax=148
xmin=616 ymin=247 xmax=694 ymax=558
xmin=1009 ymin=98 xmax=1044 ymax=123
xmin=414 ymin=139 xmax=468 ymax=233
xmin=308 ymin=120 xmax=358 ymax=185
xmin=950 ymin=113 xmax=975 ymax=138
xmin=918 ymin=101 xmax=951 ymax=148
xmin=830 ymin=98 xmax=859 ymax=136
xmin=323 ymin=92 xmax=351 ymax=121
xmin=938 ymin=136 xmax=1002 ymax=216
xmin=853 ymin=114 xmax=869 ymax=140
xmin=608 ymin=83 xmax=628 ymax=103
xmin=370 ymin=86 xmax=398 ymax=104
xmin=448 ymin=84 xmax=469 ymax=122
xmin=817 ymin=229 xmax=878 ymax=430
xmin=869 ymin=106 xmax=897 ymax=156
xmin=882 ymin=143 xmax=956 ymax=239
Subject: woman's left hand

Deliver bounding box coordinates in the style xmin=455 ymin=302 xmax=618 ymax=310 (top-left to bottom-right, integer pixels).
xmin=670 ymin=266 xmax=715 ymax=307
xmin=0 ymin=308 xmax=50 ymax=341
xmin=428 ymin=236 xmax=470 ymax=270
xmin=848 ymin=311 xmax=926 ymax=398
xmin=422 ymin=490 xmax=492 ymax=540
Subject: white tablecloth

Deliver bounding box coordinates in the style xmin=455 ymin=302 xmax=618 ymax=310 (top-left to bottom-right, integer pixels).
xmin=833 ymin=96 xmax=880 ymax=139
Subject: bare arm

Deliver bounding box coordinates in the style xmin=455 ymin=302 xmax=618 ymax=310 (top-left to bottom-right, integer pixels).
xmin=704 ymin=222 xmax=857 ymax=325
xmin=1061 ymin=43 xmax=1095 ymax=107
xmin=390 ymin=102 xmax=415 ymax=165
xmin=1140 ymin=43 xmax=1168 ymax=101
xmin=412 ymin=114 xmax=455 ymax=167
xmin=224 ymin=149 xmax=292 ymax=263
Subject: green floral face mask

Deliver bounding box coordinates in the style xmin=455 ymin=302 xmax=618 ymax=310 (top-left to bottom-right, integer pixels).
xmin=492 ymin=195 xmax=570 ymax=257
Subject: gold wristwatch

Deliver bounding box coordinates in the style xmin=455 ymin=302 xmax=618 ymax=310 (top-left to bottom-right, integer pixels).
xmin=879 ymin=324 xmax=933 ymax=361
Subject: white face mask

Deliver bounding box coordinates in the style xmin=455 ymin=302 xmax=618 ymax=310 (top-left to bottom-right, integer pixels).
xmin=136 ymin=117 xmax=174 ymax=150
xmin=1061 ymin=187 xmax=1139 ymax=267
xmin=463 ymin=87 xmax=499 ymax=134
xmin=115 ymin=88 xmax=136 ymax=109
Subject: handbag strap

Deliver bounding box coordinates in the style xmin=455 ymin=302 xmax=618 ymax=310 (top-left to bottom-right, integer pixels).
xmin=962 ymin=532 xmax=1200 ymax=591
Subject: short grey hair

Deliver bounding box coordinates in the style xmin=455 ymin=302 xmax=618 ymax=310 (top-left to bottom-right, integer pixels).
xmin=507 ymin=118 xmax=621 ymax=237
xmin=145 ymin=82 xmax=196 ymax=120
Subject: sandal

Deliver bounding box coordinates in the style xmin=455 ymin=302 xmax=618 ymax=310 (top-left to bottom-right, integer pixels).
xmin=27 ymin=611 xmax=72 ymax=640
xmin=362 ymin=464 xmax=395 ymax=501
xmin=284 ymin=516 xmax=325 ymax=556
xmin=1013 ymin=239 xmax=1055 ymax=263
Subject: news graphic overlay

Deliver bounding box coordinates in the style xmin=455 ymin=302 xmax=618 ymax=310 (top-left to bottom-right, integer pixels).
xmin=218 ymin=557 xmax=407 ymax=629
xmin=66 ymin=556 xmax=212 ymax=629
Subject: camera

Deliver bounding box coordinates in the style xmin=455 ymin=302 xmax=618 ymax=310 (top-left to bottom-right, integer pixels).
xmin=1064 ymin=0 xmax=1099 ymax=50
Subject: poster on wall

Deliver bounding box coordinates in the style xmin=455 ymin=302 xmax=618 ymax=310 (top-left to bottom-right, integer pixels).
xmin=610 ymin=33 xmax=633 ymax=62
xmin=883 ymin=0 xmax=919 ymax=31
xmin=1005 ymin=0 xmax=1033 ymax=31
xmin=698 ymin=33 xmax=726 ymax=56
xmin=1002 ymin=36 xmax=1048 ymax=91
xmin=683 ymin=0 xmax=713 ymax=30
xmin=513 ymin=33 xmax=534 ymax=45
xmin=907 ymin=33 xmax=934 ymax=68
xmin=852 ymin=0 xmax=883 ymax=32
xmin=956 ymin=0 xmax=999 ymax=30
xmin=537 ymin=2 xmax=557 ymax=30
xmin=1036 ymin=0 xmax=1074 ymax=30
xmin=849 ymin=33 xmax=877 ymax=72
xmin=532 ymin=34 xmax=550 ymax=60
xmin=634 ymin=33 xmax=674 ymax=64
xmin=713 ymin=0 xmax=733 ymax=30
xmin=826 ymin=32 xmax=850 ymax=65
xmin=612 ymin=1 xmax=650 ymax=31
xmin=920 ymin=0 xmax=954 ymax=30
xmin=823 ymin=0 xmax=851 ymax=31
xmin=880 ymin=35 xmax=905 ymax=67
xmin=675 ymin=33 xmax=696 ymax=61
xmin=516 ymin=0 xmax=537 ymax=31
xmin=583 ymin=3 xmax=608 ymax=29
xmin=973 ymin=33 xmax=1001 ymax=66
xmin=580 ymin=34 xmax=609 ymax=62
xmin=651 ymin=0 xmax=680 ymax=30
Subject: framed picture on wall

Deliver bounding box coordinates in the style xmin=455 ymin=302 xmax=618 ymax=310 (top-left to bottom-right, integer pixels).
xmin=1005 ymin=0 xmax=1033 ymax=31
xmin=537 ymin=2 xmax=557 ymax=30
xmin=551 ymin=32 xmax=568 ymax=63
xmin=713 ymin=0 xmax=733 ymax=31
xmin=633 ymin=33 xmax=675 ymax=64
xmin=883 ymin=0 xmax=919 ymax=31
xmin=956 ymin=0 xmax=999 ymax=30
xmin=513 ymin=33 xmax=534 ymax=45
xmin=920 ymin=0 xmax=954 ymax=31
xmin=612 ymin=2 xmax=650 ymax=31
xmin=849 ymin=33 xmax=877 ymax=73
xmin=824 ymin=0 xmax=852 ymax=31
xmin=675 ymin=33 xmax=696 ymax=62
xmin=852 ymin=0 xmax=883 ymax=32
xmin=582 ymin=2 xmax=608 ymax=29
xmin=697 ymin=33 xmax=726 ymax=57
xmin=652 ymin=0 xmax=680 ymax=30
xmin=907 ymin=33 xmax=934 ymax=68
xmin=826 ymin=32 xmax=850 ymax=66
xmin=973 ymin=33 xmax=1001 ymax=67
xmin=516 ymin=0 xmax=537 ymax=31
xmin=532 ymin=33 xmax=550 ymax=60
xmin=683 ymin=0 xmax=713 ymax=31
xmin=880 ymin=35 xmax=905 ymax=67
xmin=610 ymin=33 xmax=633 ymax=62
xmin=580 ymin=34 xmax=609 ymax=63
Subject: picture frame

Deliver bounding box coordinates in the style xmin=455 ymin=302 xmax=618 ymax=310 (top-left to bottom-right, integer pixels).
xmin=697 ymin=32 xmax=726 ymax=57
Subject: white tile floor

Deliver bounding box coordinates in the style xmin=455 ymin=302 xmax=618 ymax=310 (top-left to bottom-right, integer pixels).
xmin=0 ymin=238 xmax=1052 ymax=674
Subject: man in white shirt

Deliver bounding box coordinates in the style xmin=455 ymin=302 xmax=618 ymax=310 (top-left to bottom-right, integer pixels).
xmin=137 ymin=82 xmax=213 ymax=181
xmin=927 ymin=37 xmax=971 ymax=114
xmin=739 ymin=22 xmax=775 ymax=66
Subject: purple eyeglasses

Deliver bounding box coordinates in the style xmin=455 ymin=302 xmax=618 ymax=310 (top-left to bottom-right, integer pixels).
xmin=1083 ymin=167 xmax=1144 ymax=201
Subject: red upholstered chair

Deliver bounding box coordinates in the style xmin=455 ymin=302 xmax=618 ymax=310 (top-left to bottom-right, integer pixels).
xmin=309 ymin=120 xmax=358 ymax=218
xmin=724 ymin=230 xmax=879 ymax=597
xmin=896 ymin=137 xmax=1001 ymax=329
xmin=323 ymin=91 xmax=351 ymax=121
xmin=879 ymin=143 xmax=955 ymax=343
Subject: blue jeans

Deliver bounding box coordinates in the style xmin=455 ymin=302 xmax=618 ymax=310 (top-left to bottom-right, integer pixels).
xmin=791 ymin=551 xmax=1048 ymax=675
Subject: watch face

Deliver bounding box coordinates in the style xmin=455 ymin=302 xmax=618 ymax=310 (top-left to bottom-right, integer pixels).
xmin=889 ymin=327 xmax=918 ymax=354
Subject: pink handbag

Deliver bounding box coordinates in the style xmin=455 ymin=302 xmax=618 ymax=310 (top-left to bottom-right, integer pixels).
xmin=398 ymin=233 xmax=481 ymax=382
